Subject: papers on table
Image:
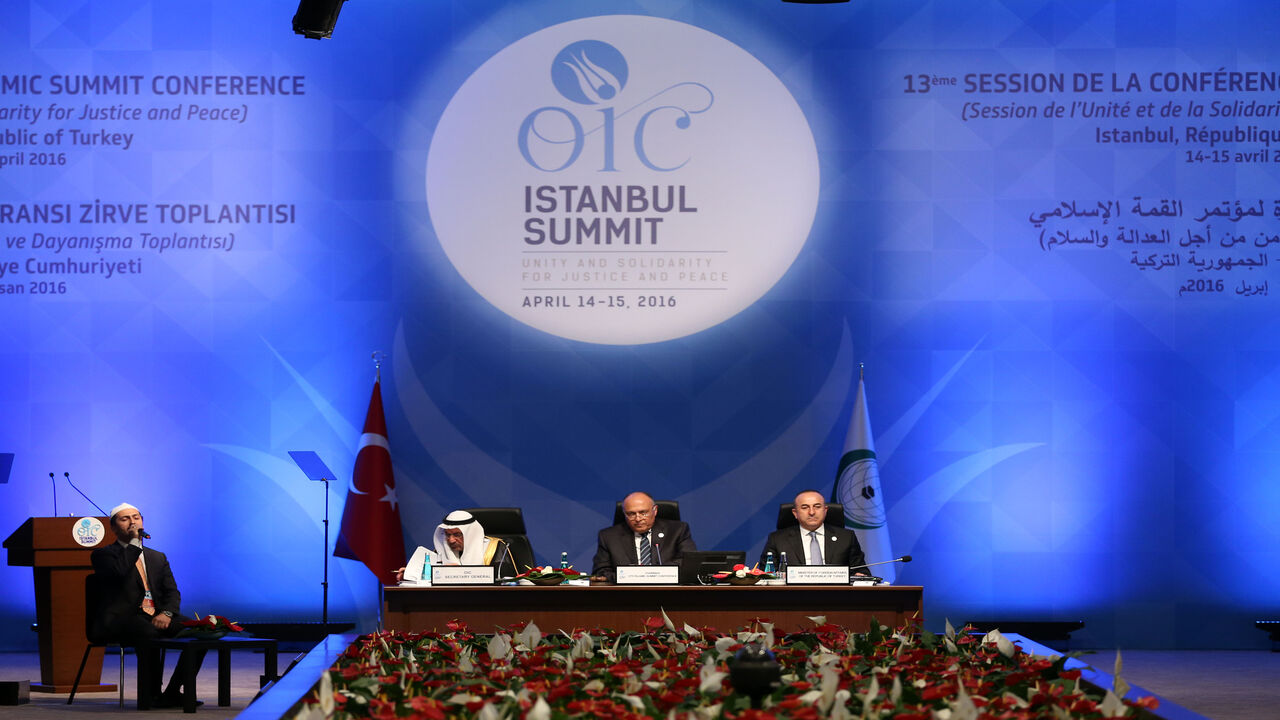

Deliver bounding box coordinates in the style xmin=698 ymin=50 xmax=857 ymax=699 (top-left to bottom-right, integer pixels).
xmin=400 ymin=546 xmax=439 ymax=586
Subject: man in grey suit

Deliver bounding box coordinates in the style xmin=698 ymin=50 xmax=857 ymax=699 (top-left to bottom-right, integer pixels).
xmin=759 ymin=490 xmax=867 ymax=573
xmin=591 ymin=491 xmax=696 ymax=582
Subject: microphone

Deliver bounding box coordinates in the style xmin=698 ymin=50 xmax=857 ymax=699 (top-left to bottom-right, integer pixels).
xmin=652 ymin=542 xmax=663 ymax=566
xmin=64 ymin=472 xmax=108 ymax=516
xmin=494 ymin=539 xmax=520 ymax=583
xmin=848 ymin=555 xmax=911 ymax=572
xmin=137 ymin=528 xmax=152 ymax=540
xmin=49 ymin=473 xmax=58 ymax=517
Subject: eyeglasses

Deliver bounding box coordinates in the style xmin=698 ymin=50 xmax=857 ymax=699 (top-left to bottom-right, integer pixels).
xmin=623 ymin=507 xmax=655 ymax=519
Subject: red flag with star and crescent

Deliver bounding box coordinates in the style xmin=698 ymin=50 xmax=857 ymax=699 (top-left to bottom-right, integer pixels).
xmin=334 ymin=379 xmax=405 ymax=584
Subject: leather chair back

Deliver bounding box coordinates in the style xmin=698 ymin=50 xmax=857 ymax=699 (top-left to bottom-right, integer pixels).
xmin=463 ymin=507 xmax=528 ymax=535
xmin=463 ymin=507 xmax=536 ymax=570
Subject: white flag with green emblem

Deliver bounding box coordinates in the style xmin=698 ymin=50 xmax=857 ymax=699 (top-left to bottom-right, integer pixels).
xmin=832 ymin=375 xmax=895 ymax=583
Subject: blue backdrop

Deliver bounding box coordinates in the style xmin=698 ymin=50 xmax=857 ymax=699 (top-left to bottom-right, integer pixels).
xmin=2 ymin=0 xmax=1279 ymax=650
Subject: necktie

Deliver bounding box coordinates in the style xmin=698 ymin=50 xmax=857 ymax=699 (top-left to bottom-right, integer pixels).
xmin=638 ymin=533 xmax=652 ymax=565
xmin=136 ymin=554 xmax=156 ymax=615
xmin=809 ymin=531 xmax=823 ymax=566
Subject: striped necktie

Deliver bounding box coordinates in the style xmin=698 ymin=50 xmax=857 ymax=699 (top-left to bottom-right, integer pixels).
xmin=638 ymin=533 xmax=652 ymax=565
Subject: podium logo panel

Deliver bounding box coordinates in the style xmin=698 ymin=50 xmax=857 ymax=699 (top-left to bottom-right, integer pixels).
xmin=74 ymin=517 xmax=106 ymax=547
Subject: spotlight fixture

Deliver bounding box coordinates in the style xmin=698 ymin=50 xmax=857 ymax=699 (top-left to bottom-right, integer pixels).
xmin=293 ymin=0 xmax=348 ymax=39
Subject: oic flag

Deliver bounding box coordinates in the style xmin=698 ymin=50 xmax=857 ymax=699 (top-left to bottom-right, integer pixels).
xmin=832 ymin=374 xmax=895 ymax=583
xmin=334 ymin=379 xmax=406 ymax=585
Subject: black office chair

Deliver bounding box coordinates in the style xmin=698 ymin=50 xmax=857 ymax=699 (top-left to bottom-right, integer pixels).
xmin=68 ymin=574 xmax=127 ymax=707
xmin=776 ymin=502 xmax=845 ymax=530
xmin=463 ymin=507 xmax=536 ymax=571
xmin=612 ymin=500 xmax=680 ymax=526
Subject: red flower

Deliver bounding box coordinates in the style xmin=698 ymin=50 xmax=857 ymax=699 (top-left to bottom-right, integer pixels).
xmin=1131 ymin=695 xmax=1161 ymax=710
xmin=408 ymin=696 xmax=446 ymax=720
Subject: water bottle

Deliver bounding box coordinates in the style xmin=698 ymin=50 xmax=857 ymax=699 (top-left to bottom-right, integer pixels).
xmin=763 ymin=551 xmax=775 ymax=574
xmin=421 ymin=553 xmax=433 ymax=584
xmin=778 ymin=552 xmax=788 ymax=583
xmin=560 ymin=552 xmax=569 ymax=569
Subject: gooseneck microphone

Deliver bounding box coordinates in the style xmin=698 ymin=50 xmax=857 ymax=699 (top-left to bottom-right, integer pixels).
xmin=652 ymin=542 xmax=663 ymax=566
xmin=64 ymin=471 xmax=108 ymax=516
xmin=848 ymin=555 xmax=912 ymax=572
xmin=499 ymin=539 xmax=518 ymax=581
xmin=491 ymin=539 xmax=518 ymax=583
xmin=49 ymin=472 xmax=58 ymax=517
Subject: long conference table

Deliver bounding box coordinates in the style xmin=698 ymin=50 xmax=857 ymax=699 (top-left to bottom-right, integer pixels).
xmin=383 ymin=584 xmax=923 ymax=634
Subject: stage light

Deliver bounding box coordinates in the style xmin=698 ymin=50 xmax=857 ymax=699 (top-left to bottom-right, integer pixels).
xmin=293 ymin=0 xmax=348 ymax=39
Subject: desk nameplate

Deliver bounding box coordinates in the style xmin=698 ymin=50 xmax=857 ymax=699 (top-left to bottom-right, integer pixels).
xmin=432 ymin=565 xmax=496 ymax=585
xmin=785 ymin=566 xmax=850 ymax=585
xmin=615 ymin=566 xmax=680 ymax=585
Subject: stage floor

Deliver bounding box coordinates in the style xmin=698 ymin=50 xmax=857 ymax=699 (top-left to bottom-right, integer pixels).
xmin=0 ymin=647 xmax=1277 ymax=719
xmin=0 ymin=648 xmax=293 ymax=718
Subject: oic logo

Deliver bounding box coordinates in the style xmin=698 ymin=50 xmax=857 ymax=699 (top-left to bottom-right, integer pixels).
xmin=836 ymin=456 xmax=887 ymax=530
xmin=425 ymin=15 xmax=820 ymax=345
xmin=551 ymin=40 xmax=629 ymax=104
xmin=74 ymin=517 xmax=106 ymax=546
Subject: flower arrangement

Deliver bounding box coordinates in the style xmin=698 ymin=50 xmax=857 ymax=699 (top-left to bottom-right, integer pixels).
xmin=292 ymin=617 xmax=1158 ymax=719
xmin=514 ymin=565 xmax=585 ymax=585
xmin=712 ymin=563 xmax=776 ymax=584
xmin=177 ymin=613 xmax=245 ymax=639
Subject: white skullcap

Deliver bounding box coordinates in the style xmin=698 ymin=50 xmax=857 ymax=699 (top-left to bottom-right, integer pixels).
xmin=109 ymin=502 xmax=139 ymax=520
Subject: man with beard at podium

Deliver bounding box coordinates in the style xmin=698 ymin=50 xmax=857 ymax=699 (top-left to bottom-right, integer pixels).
xmin=89 ymin=503 xmax=206 ymax=709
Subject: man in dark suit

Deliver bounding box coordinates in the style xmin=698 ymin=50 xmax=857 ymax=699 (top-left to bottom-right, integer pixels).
xmin=591 ymin=491 xmax=696 ymax=582
xmin=759 ymin=489 xmax=867 ymax=572
xmin=90 ymin=502 xmax=205 ymax=709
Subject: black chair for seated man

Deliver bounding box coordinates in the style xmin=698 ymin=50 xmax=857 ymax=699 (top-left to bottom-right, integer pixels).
xmin=612 ymin=500 xmax=680 ymax=526
xmin=69 ymin=573 xmax=139 ymax=708
xmin=463 ymin=507 xmax=537 ymax=572
xmin=776 ymin=502 xmax=844 ymax=529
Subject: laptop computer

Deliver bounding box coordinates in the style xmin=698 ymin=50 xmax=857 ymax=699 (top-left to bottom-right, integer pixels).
xmin=678 ymin=550 xmax=747 ymax=584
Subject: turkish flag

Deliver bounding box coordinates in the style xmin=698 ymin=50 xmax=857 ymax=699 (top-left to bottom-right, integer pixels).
xmin=334 ymin=380 xmax=405 ymax=584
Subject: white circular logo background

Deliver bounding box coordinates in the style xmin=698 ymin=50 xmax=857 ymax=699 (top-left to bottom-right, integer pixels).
xmin=427 ymin=15 xmax=819 ymax=345
xmin=73 ymin=516 xmax=106 ymax=546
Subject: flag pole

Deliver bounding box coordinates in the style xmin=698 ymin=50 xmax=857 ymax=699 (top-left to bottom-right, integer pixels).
xmin=370 ymin=350 xmax=386 ymax=632
xmin=322 ymin=474 xmax=330 ymax=624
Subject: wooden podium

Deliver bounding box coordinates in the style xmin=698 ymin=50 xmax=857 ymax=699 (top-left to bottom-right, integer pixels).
xmin=4 ymin=517 xmax=117 ymax=693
